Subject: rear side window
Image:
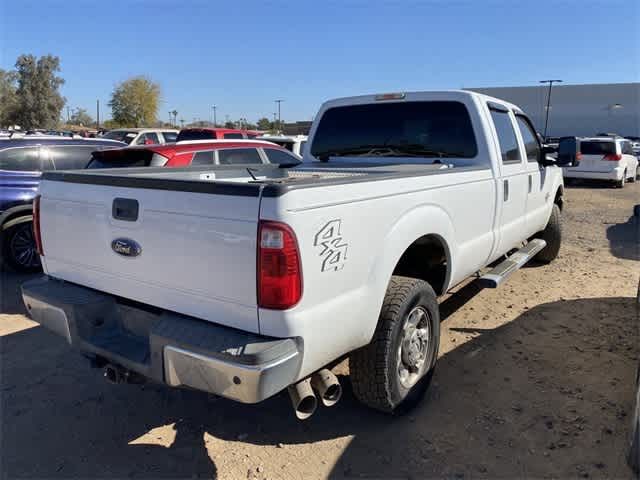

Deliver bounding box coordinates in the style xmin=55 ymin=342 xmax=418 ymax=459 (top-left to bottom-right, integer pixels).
xmin=264 ymin=148 xmax=301 ymax=165
xmin=176 ymin=130 xmax=216 ymax=142
xmin=515 ymin=116 xmax=541 ymax=163
xmin=162 ymin=131 xmax=177 ymax=143
xmin=490 ymin=109 xmax=521 ymax=163
xmin=621 ymin=141 xmax=633 ymax=155
xmin=48 ymin=145 xmax=104 ymax=170
xmin=217 ymin=148 xmax=263 ymax=165
xmin=0 ymin=147 xmax=46 ymax=171
xmin=87 ymin=150 xmax=153 ymax=169
xmin=223 ymin=133 xmax=244 ymax=139
xmin=191 ymin=151 xmax=214 ymax=165
xmin=581 ymin=141 xmax=616 ymax=155
xmin=136 ymin=133 xmax=159 ymax=145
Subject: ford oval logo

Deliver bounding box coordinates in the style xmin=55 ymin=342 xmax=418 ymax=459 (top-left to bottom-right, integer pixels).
xmin=111 ymin=238 xmax=142 ymax=257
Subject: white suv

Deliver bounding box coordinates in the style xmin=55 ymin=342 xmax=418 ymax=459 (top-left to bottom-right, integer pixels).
xmin=102 ymin=128 xmax=178 ymax=146
xmin=563 ymin=137 xmax=639 ymax=188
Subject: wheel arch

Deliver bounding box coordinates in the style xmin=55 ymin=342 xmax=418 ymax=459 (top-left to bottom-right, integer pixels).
xmin=362 ymin=205 xmax=455 ymax=346
xmin=1 ymin=205 xmax=34 ymax=232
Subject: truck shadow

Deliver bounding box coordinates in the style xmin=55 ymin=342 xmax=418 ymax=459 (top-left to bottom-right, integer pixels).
xmin=1 ymin=294 xmax=637 ymax=478
xmin=606 ymin=211 xmax=639 ymax=261
xmin=0 ymin=270 xmax=37 ymax=315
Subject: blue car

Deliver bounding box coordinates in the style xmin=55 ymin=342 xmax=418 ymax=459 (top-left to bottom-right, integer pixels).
xmin=0 ymin=137 xmax=125 ymax=272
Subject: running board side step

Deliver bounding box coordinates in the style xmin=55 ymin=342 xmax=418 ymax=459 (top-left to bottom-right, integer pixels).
xmin=479 ymin=239 xmax=547 ymax=288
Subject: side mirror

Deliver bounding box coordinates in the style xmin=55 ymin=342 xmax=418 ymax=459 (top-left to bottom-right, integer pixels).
xmin=537 ymin=145 xmax=558 ymax=166
xmin=556 ymin=137 xmax=581 ymax=167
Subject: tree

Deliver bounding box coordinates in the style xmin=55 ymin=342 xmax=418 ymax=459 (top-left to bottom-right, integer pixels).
xmin=0 ymin=68 xmax=18 ymax=127
xmin=224 ymin=121 xmax=235 ymax=129
xmin=12 ymin=54 xmax=65 ymax=129
xmin=256 ymin=117 xmax=272 ymax=131
xmin=69 ymin=108 xmax=94 ymax=127
xmin=102 ymin=119 xmax=122 ymax=129
xmin=109 ymin=76 xmax=160 ymax=127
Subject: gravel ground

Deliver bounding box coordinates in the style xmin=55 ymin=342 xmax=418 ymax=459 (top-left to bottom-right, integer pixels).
xmin=1 ymin=181 xmax=638 ymax=479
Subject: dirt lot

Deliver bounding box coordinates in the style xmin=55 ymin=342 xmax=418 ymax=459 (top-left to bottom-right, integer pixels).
xmin=1 ymin=181 xmax=638 ymax=479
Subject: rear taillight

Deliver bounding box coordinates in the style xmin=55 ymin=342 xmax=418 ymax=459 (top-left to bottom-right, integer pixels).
xmin=576 ymin=152 xmax=582 ymax=161
xmin=604 ymin=153 xmax=622 ymax=161
xmin=33 ymin=195 xmax=44 ymax=256
xmin=258 ymin=221 xmax=302 ymax=310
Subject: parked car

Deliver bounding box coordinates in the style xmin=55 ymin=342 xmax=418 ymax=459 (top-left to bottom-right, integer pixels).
xmin=562 ymin=137 xmax=639 ymax=188
xmin=102 ymin=128 xmax=178 ymax=145
xmin=257 ymin=134 xmax=307 ymax=157
xmin=0 ymin=137 xmax=125 ymax=272
xmin=23 ymin=90 xmax=574 ymax=419
xmin=175 ymin=128 xmax=258 ymax=142
xmin=86 ymin=140 xmax=302 ymax=169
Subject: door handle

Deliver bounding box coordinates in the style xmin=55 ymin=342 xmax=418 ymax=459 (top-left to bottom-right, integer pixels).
xmin=528 ymin=174 xmax=532 ymax=193
xmin=503 ymin=179 xmax=509 ymax=202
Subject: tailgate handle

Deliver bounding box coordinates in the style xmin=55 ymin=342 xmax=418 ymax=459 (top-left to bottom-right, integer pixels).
xmin=112 ymin=198 xmax=139 ymax=222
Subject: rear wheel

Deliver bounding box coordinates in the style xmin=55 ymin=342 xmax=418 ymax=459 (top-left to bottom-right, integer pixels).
xmin=616 ymin=171 xmax=626 ymax=188
xmin=349 ymin=276 xmax=440 ymax=414
xmin=534 ymin=204 xmax=562 ymax=264
xmin=2 ymin=222 xmax=41 ymax=272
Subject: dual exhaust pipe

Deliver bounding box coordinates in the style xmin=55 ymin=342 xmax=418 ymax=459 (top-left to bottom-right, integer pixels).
xmin=288 ymin=368 xmax=342 ymax=420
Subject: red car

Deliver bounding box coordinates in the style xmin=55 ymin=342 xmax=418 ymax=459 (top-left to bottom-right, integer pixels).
xmin=175 ymin=128 xmax=259 ymax=142
xmin=86 ymin=140 xmax=302 ymax=169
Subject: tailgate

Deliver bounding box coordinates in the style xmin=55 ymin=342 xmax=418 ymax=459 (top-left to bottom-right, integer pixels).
xmin=38 ymin=178 xmax=260 ymax=333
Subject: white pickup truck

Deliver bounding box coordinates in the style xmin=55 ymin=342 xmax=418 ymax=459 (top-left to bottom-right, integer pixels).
xmin=22 ymin=91 xmax=575 ymax=419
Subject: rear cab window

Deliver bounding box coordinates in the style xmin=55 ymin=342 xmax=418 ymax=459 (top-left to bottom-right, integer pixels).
xmin=310 ymin=101 xmax=478 ymax=161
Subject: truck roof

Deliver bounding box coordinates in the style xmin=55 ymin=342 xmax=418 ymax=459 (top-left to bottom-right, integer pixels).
xmin=319 ymin=90 xmax=522 ymax=113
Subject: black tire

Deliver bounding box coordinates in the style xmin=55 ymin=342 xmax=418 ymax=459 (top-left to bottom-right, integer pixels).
xmin=616 ymin=172 xmax=626 ymax=189
xmin=349 ymin=276 xmax=440 ymax=414
xmin=534 ymin=204 xmax=562 ymax=264
xmin=1 ymin=222 xmax=41 ymax=273
xmin=629 ymin=385 xmax=640 ymax=473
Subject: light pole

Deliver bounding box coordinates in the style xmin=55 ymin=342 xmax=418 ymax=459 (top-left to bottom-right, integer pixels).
xmin=168 ymin=111 xmax=173 ymax=127
xmin=539 ymin=79 xmax=562 ymax=139
xmin=275 ymin=99 xmax=284 ymax=131
xmin=212 ymin=105 xmax=217 ymax=127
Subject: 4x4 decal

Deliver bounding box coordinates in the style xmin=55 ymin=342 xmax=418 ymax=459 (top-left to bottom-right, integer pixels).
xmin=314 ymin=219 xmax=348 ymax=272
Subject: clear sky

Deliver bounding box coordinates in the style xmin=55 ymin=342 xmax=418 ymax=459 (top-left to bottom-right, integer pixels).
xmin=2 ymin=0 xmax=638 ymax=124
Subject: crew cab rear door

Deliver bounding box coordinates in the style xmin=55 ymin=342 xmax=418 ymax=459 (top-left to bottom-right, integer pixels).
xmin=487 ymin=103 xmax=528 ymax=254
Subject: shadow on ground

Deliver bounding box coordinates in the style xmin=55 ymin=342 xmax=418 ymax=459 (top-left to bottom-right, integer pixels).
xmin=2 ymin=269 xmax=637 ymax=479
xmin=0 ymin=270 xmax=37 ymax=315
xmin=606 ymin=211 xmax=639 ymax=261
